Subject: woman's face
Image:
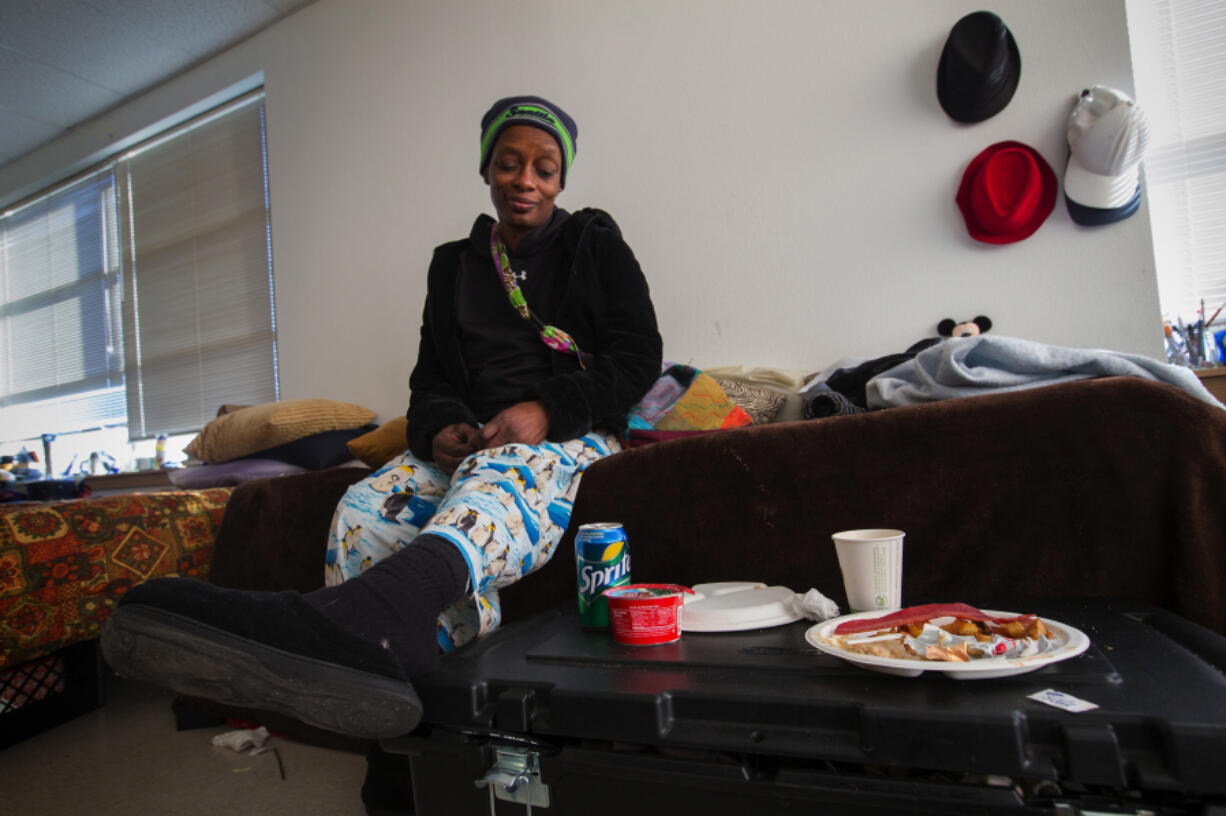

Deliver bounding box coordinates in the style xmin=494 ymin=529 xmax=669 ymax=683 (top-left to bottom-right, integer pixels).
xmin=485 ymin=125 xmax=563 ymax=248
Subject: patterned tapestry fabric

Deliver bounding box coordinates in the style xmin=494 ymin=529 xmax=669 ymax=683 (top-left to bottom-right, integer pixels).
xmin=0 ymin=489 xmax=232 ymax=668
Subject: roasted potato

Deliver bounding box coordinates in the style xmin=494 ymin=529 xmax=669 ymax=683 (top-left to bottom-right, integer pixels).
xmin=942 ymin=618 xmax=983 ymax=636
xmin=995 ymin=620 xmax=1027 ymax=638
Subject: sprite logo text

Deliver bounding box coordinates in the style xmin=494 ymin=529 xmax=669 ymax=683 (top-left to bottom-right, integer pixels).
xmin=578 ymin=554 xmax=631 ymax=595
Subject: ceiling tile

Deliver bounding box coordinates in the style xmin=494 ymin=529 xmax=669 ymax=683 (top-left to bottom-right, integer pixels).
xmin=0 ymin=0 xmax=193 ymax=95
xmin=0 ymin=107 xmax=67 ymax=166
xmin=262 ymin=0 xmax=308 ymax=13
xmin=81 ymin=0 xmax=285 ymax=61
xmin=0 ymin=48 xmax=122 ymax=126
xmin=0 ymin=0 xmax=314 ymax=174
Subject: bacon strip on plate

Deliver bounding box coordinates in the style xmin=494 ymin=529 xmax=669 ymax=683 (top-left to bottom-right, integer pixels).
xmin=832 ymin=602 xmax=1037 ymax=635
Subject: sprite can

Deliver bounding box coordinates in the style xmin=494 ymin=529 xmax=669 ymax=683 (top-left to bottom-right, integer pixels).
xmin=575 ymin=522 xmax=632 ymax=627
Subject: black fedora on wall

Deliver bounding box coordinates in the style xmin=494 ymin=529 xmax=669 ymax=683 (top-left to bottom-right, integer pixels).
xmin=937 ymin=10 xmax=1021 ymax=124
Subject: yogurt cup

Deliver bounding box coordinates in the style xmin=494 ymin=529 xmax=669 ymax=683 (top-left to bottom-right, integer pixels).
xmin=602 ymin=583 xmax=694 ymax=646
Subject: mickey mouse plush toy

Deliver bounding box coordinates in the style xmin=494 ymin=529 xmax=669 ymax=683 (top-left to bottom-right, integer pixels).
xmin=937 ymin=316 xmax=992 ymax=338
xmin=907 ymin=315 xmax=994 ymax=353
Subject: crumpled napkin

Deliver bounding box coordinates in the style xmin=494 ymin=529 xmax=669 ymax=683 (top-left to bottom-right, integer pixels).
xmin=795 ymin=588 xmax=840 ymax=621
xmin=212 ymin=726 xmax=271 ymax=753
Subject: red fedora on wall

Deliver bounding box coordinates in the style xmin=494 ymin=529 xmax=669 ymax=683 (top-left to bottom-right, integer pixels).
xmin=956 ymin=140 xmax=1057 ymax=244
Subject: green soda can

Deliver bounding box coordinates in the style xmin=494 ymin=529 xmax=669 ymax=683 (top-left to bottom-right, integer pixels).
xmin=575 ymin=522 xmax=632 ymax=627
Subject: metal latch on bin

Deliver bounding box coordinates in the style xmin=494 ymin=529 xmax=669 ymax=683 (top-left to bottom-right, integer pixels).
xmin=475 ymin=747 xmax=550 ymax=811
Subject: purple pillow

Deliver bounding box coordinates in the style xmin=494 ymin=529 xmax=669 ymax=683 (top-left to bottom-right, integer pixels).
xmin=169 ymin=459 xmax=307 ymax=489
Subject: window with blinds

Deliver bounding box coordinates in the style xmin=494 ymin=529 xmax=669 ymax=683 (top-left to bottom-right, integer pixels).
xmin=0 ymin=173 xmax=125 ymax=441
xmin=0 ymin=91 xmax=277 ymax=447
xmin=1128 ymin=0 xmax=1226 ymax=327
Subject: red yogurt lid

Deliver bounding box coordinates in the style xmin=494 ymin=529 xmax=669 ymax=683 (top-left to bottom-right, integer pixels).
xmin=603 ymin=583 xmax=693 ymax=600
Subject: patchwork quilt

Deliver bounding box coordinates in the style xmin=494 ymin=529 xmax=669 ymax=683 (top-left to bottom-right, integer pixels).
xmin=625 ymin=363 xmax=753 ymax=436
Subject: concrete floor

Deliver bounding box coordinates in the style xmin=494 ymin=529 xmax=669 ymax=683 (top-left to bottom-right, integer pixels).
xmin=1 ymin=670 xmax=371 ymax=815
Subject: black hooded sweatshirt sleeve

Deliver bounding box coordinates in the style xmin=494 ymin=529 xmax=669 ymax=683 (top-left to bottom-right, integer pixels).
xmin=406 ymin=208 xmax=662 ymax=460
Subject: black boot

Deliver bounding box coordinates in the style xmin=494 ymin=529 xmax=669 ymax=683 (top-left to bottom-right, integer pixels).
xmin=304 ymin=533 xmax=470 ymax=677
xmin=101 ymin=578 xmax=423 ymax=739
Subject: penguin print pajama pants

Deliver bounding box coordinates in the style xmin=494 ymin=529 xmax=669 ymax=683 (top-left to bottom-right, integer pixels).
xmin=326 ymin=431 xmax=620 ymax=650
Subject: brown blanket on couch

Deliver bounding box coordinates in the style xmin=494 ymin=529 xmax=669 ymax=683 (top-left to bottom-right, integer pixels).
xmin=207 ymin=377 xmax=1226 ymax=637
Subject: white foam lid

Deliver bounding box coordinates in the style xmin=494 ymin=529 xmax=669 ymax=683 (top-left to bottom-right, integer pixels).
xmin=680 ymin=581 xmax=803 ymax=632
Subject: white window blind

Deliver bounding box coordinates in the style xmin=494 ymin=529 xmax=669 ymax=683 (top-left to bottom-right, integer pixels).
xmin=119 ymin=93 xmax=277 ymax=439
xmin=1128 ymin=0 xmax=1226 ymax=324
xmin=0 ymin=172 xmax=125 ymax=441
xmin=0 ymin=91 xmax=277 ymax=445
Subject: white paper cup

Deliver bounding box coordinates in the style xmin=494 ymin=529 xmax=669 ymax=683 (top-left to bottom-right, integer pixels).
xmin=831 ymin=529 xmax=905 ymax=612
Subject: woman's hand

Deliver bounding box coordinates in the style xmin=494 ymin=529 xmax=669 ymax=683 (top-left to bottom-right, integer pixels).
xmin=433 ymin=422 xmax=479 ymax=475
xmin=478 ymin=401 xmax=550 ymax=449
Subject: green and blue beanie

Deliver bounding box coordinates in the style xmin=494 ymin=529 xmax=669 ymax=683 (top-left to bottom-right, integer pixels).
xmin=480 ymin=95 xmax=577 ymax=187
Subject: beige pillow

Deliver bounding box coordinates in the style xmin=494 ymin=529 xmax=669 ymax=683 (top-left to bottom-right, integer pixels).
xmin=184 ymin=399 xmax=377 ymax=463
xmin=347 ymin=416 xmax=409 ymax=468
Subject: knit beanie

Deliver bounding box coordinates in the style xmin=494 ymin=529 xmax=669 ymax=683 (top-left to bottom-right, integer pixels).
xmin=479 ymin=95 xmax=577 ymax=187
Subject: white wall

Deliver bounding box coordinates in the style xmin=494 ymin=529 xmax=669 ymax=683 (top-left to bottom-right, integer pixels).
xmin=0 ymin=0 xmax=1158 ymax=423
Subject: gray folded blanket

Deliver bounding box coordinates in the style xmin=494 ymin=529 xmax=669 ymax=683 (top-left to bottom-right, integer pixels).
xmin=866 ymin=335 xmax=1221 ymax=409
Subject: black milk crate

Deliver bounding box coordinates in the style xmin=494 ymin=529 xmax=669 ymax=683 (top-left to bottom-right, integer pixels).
xmin=1 ymin=640 xmax=105 ymax=750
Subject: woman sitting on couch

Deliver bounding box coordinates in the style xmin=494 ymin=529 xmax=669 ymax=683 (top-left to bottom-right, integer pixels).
xmin=101 ymin=94 xmax=663 ymax=740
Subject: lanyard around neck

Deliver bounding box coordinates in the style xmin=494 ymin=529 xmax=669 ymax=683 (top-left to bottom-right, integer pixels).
xmin=489 ymin=223 xmax=588 ymax=370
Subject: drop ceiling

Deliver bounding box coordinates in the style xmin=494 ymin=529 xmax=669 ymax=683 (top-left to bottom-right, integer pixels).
xmin=0 ymin=0 xmax=314 ymax=172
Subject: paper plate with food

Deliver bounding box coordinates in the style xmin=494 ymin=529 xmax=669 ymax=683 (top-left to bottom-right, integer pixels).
xmin=805 ymin=603 xmax=1090 ymax=678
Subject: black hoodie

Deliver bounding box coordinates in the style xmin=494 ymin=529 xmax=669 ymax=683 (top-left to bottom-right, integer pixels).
xmin=406 ymin=208 xmax=663 ymax=460
xmin=456 ymin=207 xmax=571 ymax=419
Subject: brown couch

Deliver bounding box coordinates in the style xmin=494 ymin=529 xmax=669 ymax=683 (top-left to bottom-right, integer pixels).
xmin=208 ymin=376 xmax=1226 ymax=638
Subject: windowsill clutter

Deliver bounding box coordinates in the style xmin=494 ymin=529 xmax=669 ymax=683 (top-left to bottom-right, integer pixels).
xmin=1164 ymin=302 xmax=1225 ymax=369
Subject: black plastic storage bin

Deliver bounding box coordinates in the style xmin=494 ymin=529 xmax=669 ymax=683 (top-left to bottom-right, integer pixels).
xmin=386 ymin=600 xmax=1226 ymax=815
xmin=1 ymin=640 xmax=105 ymax=750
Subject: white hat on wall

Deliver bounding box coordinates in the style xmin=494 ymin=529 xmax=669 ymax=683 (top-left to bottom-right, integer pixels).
xmin=1064 ymin=85 xmax=1150 ymax=226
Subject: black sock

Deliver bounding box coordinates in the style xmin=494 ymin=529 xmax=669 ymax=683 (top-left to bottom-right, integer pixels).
xmin=305 ymin=534 xmax=469 ymax=678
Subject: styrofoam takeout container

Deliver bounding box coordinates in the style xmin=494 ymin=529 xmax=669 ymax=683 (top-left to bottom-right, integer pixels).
xmin=681 ymin=581 xmax=803 ymax=632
